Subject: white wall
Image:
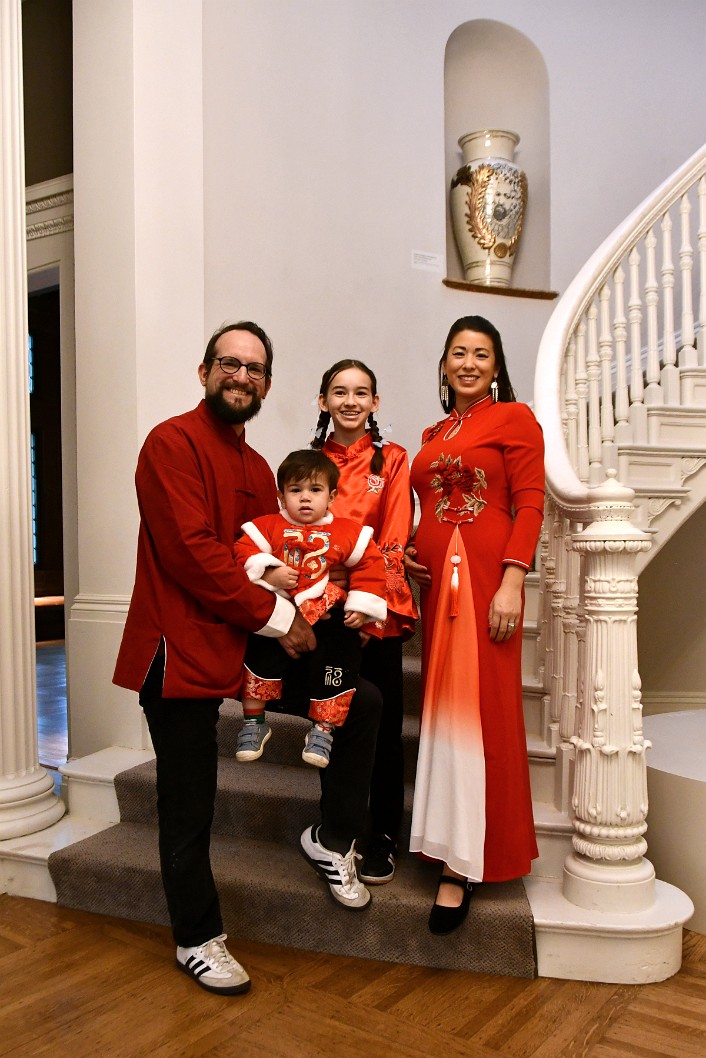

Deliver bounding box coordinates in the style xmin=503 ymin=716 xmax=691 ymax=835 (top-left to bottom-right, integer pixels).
xmin=202 ymin=0 xmax=706 ymax=471
xmin=71 ymin=0 xmax=204 ymax=755
xmin=638 ymin=501 xmax=706 ymax=714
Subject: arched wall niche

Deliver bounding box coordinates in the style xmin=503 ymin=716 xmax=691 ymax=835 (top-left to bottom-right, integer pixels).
xmin=444 ymin=20 xmax=550 ymax=292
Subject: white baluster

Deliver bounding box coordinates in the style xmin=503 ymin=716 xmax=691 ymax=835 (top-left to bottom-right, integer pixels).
xmin=564 ymin=334 xmax=578 ymax=467
xmin=644 ymin=227 xmax=662 ymax=408
xmin=586 ymin=303 xmax=603 ymax=485
xmin=554 ymin=526 xmax=584 ymax=808
xmin=549 ymin=511 xmax=567 ymax=735
xmin=627 ymin=246 xmax=647 ymax=442
xmin=698 ymin=177 xmax=706 ymax=366
xmin=613 ymin=267 xmax=630 ymax=446
xmin=598 ymin=284 xmax=617 ymax=471
xmin=679 ymin=192 xmax=697 ymax=368
xmin=560 ymin=541 xmax=581 ymax=735
xmin=537 ymin=505 xmax=554 ymax=744
xmin=660 ymin=210 xmax=679 ymax=401
xmin=575 ymin=319 xmax=590 ymax=483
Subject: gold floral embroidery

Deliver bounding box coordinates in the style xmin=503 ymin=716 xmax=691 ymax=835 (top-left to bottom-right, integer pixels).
xmin=429 ymin=453 xmax=487 ymax=524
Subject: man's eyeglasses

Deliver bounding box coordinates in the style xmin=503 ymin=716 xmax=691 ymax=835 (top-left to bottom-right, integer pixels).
xmin=211 ymin=357 xmax=268 ymax=380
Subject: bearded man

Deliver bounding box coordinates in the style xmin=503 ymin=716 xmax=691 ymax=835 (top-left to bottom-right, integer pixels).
xmin=114 ymin=321 xmax=381 ymax=996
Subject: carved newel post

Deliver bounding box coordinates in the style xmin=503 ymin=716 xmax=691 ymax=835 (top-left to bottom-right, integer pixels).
xmin=564 ymin=471 xmax=653 ymax=911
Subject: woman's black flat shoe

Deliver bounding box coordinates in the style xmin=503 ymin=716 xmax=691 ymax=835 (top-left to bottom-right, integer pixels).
xmin=428 ymin=875 xmax=474 ymax=935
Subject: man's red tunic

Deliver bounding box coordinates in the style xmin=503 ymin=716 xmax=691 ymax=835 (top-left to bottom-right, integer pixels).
xmin=113 ymin=401 xmax=291 ymax=699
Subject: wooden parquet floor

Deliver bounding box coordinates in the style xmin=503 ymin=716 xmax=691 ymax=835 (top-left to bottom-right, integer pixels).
xmin=1 ymin=895 xmax=705 ymax=1058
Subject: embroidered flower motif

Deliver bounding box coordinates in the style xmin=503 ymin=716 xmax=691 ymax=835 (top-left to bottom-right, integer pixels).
xmin=422 ymin=421 xmax=446 ymax=445
xmin=429 ymin=453 xmax=487 ymax=524
xmin=379 ymin=542 xmax=407 ymax=595
xmin=366 ymin=474 xmax=385 ymax=494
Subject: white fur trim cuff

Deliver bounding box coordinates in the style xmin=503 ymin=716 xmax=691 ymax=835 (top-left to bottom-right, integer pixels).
xmin=255 ymin=594 xmax=296 ymax=637
xmin=345 ymin=590 xmax=387 ymax=623
xmin=244 ymin=552 xmax=285 ymax=583
xmin=345 ymin=525 xmax=375 ymax=567
xmin=241 ymin=521 xmax=273 ymax=553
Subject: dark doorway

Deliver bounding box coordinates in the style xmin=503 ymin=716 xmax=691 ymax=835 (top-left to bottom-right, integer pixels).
xmin=29 ymin=286 xmax=65 ymax=641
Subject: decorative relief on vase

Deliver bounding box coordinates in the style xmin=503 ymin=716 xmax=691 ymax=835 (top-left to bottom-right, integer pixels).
xmin=450 ymin=129 xmax=527 ymax=287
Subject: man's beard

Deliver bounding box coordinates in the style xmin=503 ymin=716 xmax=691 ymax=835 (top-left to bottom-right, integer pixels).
xmin=205 ymin=386 xmax=263 ymax=425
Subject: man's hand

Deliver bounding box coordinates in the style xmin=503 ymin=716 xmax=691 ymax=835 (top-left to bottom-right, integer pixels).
xmin=278 ymin=609 xmax=316 ymax=658
xmin=262 ymin=565 xmax=298 ymax=591
xmin=328 ymin=562 xmax=349 ymax=589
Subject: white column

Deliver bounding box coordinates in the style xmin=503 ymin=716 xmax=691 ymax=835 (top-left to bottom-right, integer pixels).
xmin=69 ymin=0 xmax=204 ymax=758
xmin=564 ymin=472 xmax=653 ymax=910
xmin=0 ymin=0 xmax=65 ymax=838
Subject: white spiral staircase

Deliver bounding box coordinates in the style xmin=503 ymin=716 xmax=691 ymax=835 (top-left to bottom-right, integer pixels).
xmin=524 ymin=143 xmax=706 ymax=980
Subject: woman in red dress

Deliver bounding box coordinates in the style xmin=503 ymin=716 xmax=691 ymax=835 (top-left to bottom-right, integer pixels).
xmin=406 ymin=316 xmax=545 ymax=934
xmin=312 ymin=360 xmax=417 ymax=883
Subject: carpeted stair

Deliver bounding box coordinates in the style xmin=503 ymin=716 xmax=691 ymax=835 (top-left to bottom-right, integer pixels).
xmin=49 ymin=645 xmax=537 ymax=977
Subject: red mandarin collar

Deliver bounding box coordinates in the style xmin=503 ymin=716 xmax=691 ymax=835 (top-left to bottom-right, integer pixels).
xmin=198 ymin=399 xmax=249 ymax=449
xmin=324 ymin=432 xmax=374 ymax=460
xmin=448 ymin=393 xmax=494 ymax=421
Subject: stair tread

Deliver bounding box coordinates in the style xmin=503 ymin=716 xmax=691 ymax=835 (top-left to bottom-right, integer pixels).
xmin=48 ymin=819 xmax=536 ymax=977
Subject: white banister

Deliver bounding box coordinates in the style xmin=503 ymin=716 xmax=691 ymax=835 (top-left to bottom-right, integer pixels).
xmin=534 ymin=141 xmax=706 ymax=917
xmin=535 ymin=142 xmax=706 ymax=510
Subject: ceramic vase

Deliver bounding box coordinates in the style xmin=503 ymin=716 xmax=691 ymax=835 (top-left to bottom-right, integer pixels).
xmin=450 ymin=129 xmax=527 ymax=287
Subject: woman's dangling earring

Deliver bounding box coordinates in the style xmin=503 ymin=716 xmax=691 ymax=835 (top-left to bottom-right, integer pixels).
xmin=440 ymin=375 xmax=449 ymax=408
xmin=490 ymin=378 xmax=499 ymax=403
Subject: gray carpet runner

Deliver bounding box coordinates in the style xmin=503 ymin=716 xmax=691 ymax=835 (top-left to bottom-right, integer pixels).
xmin=49 ymin=656 xmax=537 ymax=977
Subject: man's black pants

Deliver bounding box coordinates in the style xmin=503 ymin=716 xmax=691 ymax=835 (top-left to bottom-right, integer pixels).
xmin=140 ymin=653 xmax=381 ymax=948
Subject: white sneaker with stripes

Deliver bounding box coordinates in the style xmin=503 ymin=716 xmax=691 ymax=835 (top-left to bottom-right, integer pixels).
xmin=176 ymin=933 xmax=251 ymax=995
xmin=299 ymin=825 xmax=371 ymax=910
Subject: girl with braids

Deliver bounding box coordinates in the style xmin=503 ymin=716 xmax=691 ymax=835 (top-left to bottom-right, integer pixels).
xmin=312 ymin=360 xmax=417 ymax=884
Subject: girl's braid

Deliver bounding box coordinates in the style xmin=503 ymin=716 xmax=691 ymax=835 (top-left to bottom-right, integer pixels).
xmin=311 ymin=409 xmax=331 ymax=450
xmin=367 ymin=413 xmax=385 ymax=475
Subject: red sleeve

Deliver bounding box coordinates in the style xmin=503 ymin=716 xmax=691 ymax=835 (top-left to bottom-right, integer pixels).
xmin=233 ymin=525 xmax=267 ymax=567
xmin=346 ymin=537 xmax=387 ymax=603
xmin=345 ymin=530 xmax=388 ymax=634
xmin=136 ymin=428 xmax=278 ymax=632
xmin=501 ymin=404 xmax=545 ymax=570
xmin=372 ymin=445 xmax=417 ymax=619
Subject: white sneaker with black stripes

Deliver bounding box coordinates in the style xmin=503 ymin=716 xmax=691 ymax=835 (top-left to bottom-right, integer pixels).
xmin=176 ymin=933 xmax=251 ymax=995
xmin=299 ymin=825 xmax=371 ymax=910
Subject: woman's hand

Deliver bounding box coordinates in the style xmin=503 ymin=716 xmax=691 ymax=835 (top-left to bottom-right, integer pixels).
xmin=404 ymin=543 xmax=431 ymax=588
xmin=488 ymin=565 xmax=524 ymax=642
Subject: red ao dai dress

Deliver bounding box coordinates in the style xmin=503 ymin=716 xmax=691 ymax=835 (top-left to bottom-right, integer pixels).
xmin=409 ymin=395 xmax=545 ymax=882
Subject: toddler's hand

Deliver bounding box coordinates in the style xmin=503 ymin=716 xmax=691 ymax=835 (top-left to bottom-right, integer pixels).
xmin=262 ymin=565 xmax=298 ymax=590
xmin=343 ymin=610 xmax=366 ymax=629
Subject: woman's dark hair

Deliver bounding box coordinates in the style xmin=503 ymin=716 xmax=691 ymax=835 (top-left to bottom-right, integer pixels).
xmin=311 ymin=359 xmax=385 ymax=476
xmin=438 ymin=315 xmax=516 ymax=413
xmin=203 ymin=321 xmax=273 ymax=376
xmin=277 ymin=449 xmax=340 ymax=492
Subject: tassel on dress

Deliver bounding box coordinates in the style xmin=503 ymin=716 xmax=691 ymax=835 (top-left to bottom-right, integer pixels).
xmin=449 ymin=554 xmax=461 ymax=617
